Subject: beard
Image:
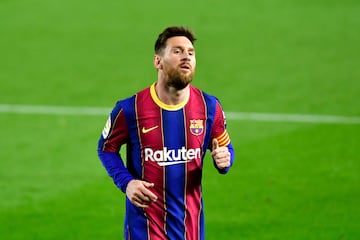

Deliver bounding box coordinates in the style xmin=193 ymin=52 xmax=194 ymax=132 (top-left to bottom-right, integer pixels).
xmin=164 ymin=65 xmax=195 ymax=90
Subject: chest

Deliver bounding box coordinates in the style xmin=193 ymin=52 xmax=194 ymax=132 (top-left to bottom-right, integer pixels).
xmin=136 ymin=108 xmax=207 ymax=151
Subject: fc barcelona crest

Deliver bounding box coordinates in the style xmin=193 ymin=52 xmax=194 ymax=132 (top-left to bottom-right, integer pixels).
xmin=190 ymin=119 xmax=204 ymax=136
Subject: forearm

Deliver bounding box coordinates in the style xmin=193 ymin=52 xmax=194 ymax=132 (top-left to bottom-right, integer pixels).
xmin=97 ymin=149 xmax=134 ymax=193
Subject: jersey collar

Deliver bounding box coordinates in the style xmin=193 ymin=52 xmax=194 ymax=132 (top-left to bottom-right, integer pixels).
xmin=150 ymin=83 xmax=190 ymax=111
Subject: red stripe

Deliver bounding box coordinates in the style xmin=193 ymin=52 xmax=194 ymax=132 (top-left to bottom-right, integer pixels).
xmin=211 ymin=102 xmax=227 ymax=141
xmin=136 ymin=88 xmax=167 ymax=239
xmin=103 ymin=110 xmax=128 ymax=152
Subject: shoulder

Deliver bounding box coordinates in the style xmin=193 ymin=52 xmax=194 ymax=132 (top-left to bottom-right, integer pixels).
xmin=109 ymin=86 xmax=152 ymax=120
xmin=190 ymin=85 xmax=220 ymax=106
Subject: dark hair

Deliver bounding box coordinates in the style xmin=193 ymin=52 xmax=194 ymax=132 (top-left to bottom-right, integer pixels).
xmin=154 ymin=26 xmax=196 ymax=54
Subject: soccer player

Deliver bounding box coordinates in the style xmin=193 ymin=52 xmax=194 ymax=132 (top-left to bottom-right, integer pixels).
xmin=97 ymin=26 xmax=235 ymax=240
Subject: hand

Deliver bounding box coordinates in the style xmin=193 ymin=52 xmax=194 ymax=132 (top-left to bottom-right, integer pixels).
xmin=126 ymin=180 xmax=158 ymax=208
xmin=211 ymin=138 xmax=231 ymax=169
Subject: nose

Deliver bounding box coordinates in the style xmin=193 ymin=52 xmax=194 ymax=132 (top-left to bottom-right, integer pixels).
xmin=181 ymin=51 xmax=191 ymax=61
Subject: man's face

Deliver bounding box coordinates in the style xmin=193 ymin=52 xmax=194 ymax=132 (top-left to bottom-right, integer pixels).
xmin=159 ymin=36 xmax=196 ymax=90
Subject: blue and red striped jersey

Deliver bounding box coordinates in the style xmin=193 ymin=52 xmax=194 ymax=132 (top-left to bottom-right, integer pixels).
xmin=98 ymin=83 xmax=234 ymax=240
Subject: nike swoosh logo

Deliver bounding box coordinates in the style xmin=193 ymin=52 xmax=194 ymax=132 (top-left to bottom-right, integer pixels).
xmin=157 ymin=160 xmax=191 ymax=166
xmin=142 ymin=125 xmax=159 ymax=134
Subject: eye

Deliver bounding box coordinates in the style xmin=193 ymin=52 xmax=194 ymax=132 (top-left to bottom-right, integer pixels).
xmin=173 ymin=49 xmax=181 ymax=54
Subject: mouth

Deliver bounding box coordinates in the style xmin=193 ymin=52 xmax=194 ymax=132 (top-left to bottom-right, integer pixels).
xmin=179 ymin=64 xmax=191 ymax=71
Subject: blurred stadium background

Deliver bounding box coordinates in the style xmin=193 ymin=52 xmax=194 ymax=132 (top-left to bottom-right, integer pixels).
xmin=1 ymin=0 xmax=359 ymax=239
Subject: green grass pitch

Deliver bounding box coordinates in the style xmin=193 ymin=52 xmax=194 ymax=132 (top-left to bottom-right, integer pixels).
xmin=1 ymin=0 xmax=359 ymax=239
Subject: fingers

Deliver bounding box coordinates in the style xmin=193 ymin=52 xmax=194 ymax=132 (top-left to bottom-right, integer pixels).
xmin=214 ymin=152 xmax=231 ymax=169
xmin=211 ymin=138 xmax=231 ymax=169
xmin=133 ymin=191 xmax=155 ymax=208
xmin=140 ymin=182 xmax=158 ymax=202
xmin=126 ymin=180 xmax=158 ymax=208
xmin=132 ymin=194 xmax=152 ymax=208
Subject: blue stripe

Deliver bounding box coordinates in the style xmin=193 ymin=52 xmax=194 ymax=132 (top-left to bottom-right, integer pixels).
xmin=125 ymin=199 xmax=148 ymax=239
xmin=120 ymin=96 xmax=148 ymax=239
xmin=162 ymin=109 xmax=186 ymax=239
xmin=202 ymin=92 xmax=217 ymax=157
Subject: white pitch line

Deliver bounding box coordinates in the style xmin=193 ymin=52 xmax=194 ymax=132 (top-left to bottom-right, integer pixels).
xmin=0 ymin=104 xmax=110 ymax=116
xmin=226 ymin=112 xmax=360 ymax=124
xmin=0 ymin=104 xmax=360 ymax=124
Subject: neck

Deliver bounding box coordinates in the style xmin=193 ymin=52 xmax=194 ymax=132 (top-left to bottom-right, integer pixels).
xmin=155 ymin=80 xmax=189 ymax=106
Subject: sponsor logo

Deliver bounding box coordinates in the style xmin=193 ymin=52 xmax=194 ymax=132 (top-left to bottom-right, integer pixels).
xmin=144 ymin=147 xmax=201 ymax=166
xmin=190 ymin=119 xmax=203 ymax=135
xmin=222 ymin=110 xmax=227 ymax=126
xmin=102 ymin=115 xmax=111 ymax=138
xmin=142 ymin=125 xmax=159 ymax=134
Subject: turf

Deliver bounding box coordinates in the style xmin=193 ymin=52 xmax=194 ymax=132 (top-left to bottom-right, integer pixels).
xmin=1 ymin=0 xmax=359 ymax=239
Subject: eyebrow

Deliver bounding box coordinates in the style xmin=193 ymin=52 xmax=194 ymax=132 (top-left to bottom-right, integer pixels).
xmin=172 ymin=46 xmax=195 ymax=51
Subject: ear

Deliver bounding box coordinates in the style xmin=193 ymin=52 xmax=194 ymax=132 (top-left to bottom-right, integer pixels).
xmin=153 ymin=54 xmax=162 ymax=69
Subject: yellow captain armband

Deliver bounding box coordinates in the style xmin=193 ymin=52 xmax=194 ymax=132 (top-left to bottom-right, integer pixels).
xmin=216 ymin=130 xmax=230 ymax=146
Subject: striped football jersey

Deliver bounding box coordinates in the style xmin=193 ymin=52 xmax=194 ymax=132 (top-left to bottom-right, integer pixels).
xmin=98 ymin=83 xmax=234 ymax=240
